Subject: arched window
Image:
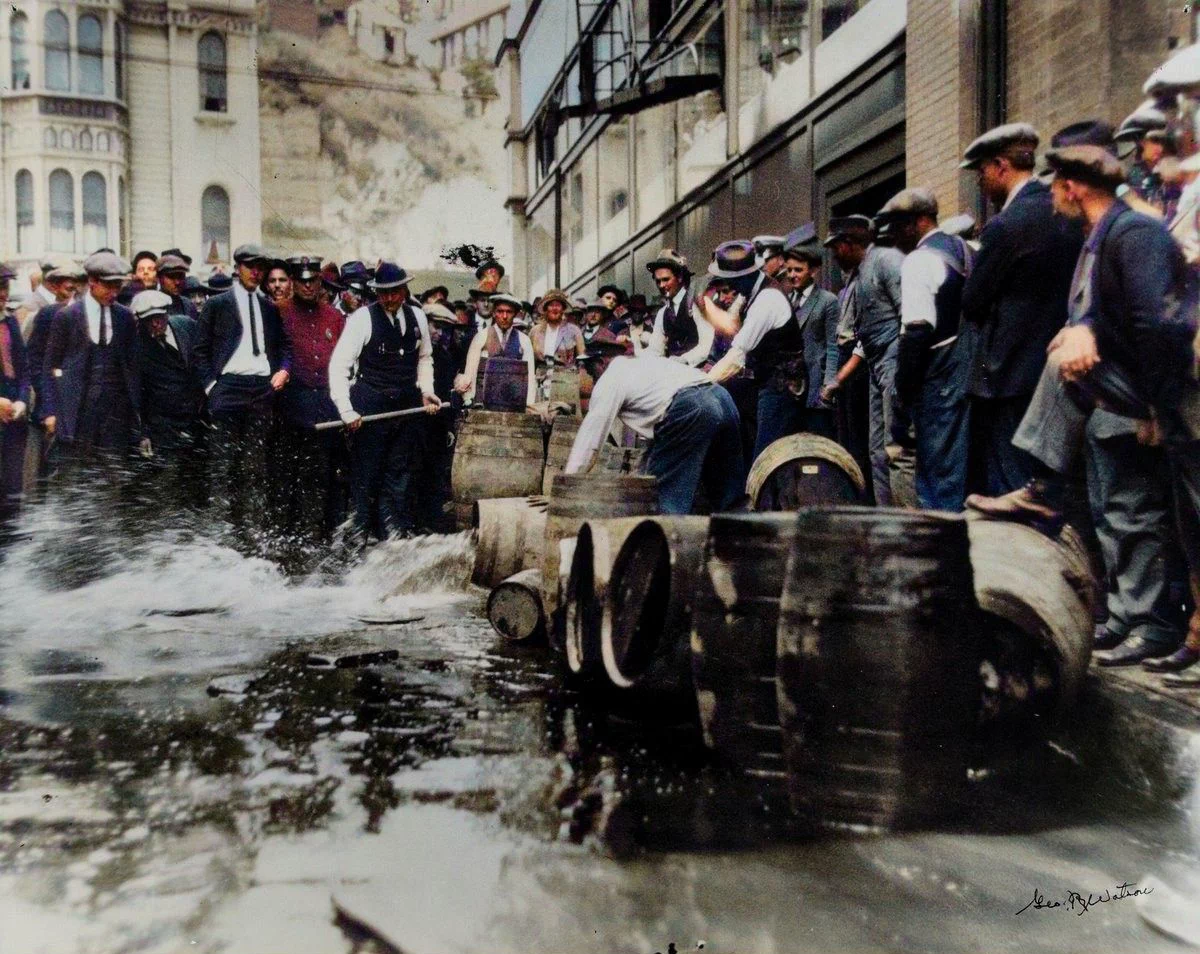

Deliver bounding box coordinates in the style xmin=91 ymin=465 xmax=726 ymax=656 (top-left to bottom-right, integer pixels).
xmin=43 ymin=127 xmax=58 ymax=149
xmin=114 ymin=21 xmax=126 ymax=99
xmin=82 ymin=172 xmax=106 ymax=249
xmin=78 ymin=14 xmax=103 ymax=95
xmin=60 ymin=129 xmax=74 ymax=150
xmin=44 ymin=10 xmax=70 ymax=91
xmin=198 ymin=32 xmax=227 ymax=112
xmin=10 ymin=13 xmax=30 ymax=90
xmin=201 ymin=185 xmax=230 ymax=262
xmin=80 ymin=129 xmax=93 ymax=151
xmin=118 ymin=176 xmax=127 ymax=255
xmin=97 ymin=131 xmax=110 ymax=152
xmin=16 ymin=170 xmax=34 ymax=253
xmin=48 ymin=169 xmax=74 ymax=251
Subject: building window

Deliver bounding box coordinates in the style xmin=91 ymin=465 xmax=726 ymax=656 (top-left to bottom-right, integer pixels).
xmin=97 ymin=131 xmax=110 ymax=152
xmin=48 ymin=169 xmax=74 ymax=251
xmin=43 ymin=127 xmax=58 ymax=149
xmin=82 ymin=171 xmax=107 ymax=250
xmin=115 ymin=20 xmax=126 ymax=99
xmin=201 ymin=185 xmax=230 ymax=262
xmin=60 ymin=129 xmax=74 ymax=150
xmin=16 ymin=170 xmax=34 ymax=253
xmin=11 ymin=13 xmax=30 ymax=90
xmin=198 ymin=32 xmax=227 ymax=112
xmin=44 ymin=10 xmax=71 ymax=91
xmin=80 ymin=129 xmax=93 ymax=151
xmin=118 ymin=176 xmax=127 ymax=255
xmin=78 ymin=14 xmax=103 ymax=94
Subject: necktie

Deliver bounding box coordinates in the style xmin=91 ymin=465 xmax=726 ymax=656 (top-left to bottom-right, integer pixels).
xmin=249 ymin=293 xmax=261 ymax=357
xmin=99 ymin=306 xmax=109 ymax=347
xmin=0 ymin=322 xmax=14 ymax=379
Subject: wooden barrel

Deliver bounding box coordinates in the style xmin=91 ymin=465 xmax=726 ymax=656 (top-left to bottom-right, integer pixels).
xmin=451 ymin=411 xmax=545 ymax=528
xmin=966 ymin=518 xmax=1094 ymax=729
xmin=1055 ymin=523 xmax=1102 ymax=620
xmin=547 ymin=368 xmax=582 ymax=412
xmin=487 ymin=568 xmax=545 ymax=643
xmin=471 ymin=496 xmax=547 ymax=588
xmin=601 ymin=516 xmax=710 ymax=709
xmin=690 ymin=512 xmax=799 ymax=799
xmin=777 ymin=508 xmax=980 ymax=831
xmin=543 ymin=473 xmax=659 ymax=652
xmin=562 ymin=517 xmax=648 ymax=681
xmin=746 ymin=433 xmax=866 ymax=512
xmin=475 ymin=356 xmax=529 ymax=411
xmin=542 ymin=416 xmax=583 ymax=496
xmin=597 ymin=443 xmax=645 ymax=474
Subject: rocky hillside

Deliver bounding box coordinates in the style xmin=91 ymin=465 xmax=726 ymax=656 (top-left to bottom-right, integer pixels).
xmin=258 ymin=22 xmax=511 ymax=270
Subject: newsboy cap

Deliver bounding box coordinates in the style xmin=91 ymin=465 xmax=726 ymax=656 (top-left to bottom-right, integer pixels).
xmin=0 ymin=262 xmax=17 ymax=283
xmin=1144 ymin=41 xmax=1200 ymax=96
xmin=160 ymin=248 xmax=193 ymax=267
xmin=940 ymin=213 xmax=977 ymax=239
xmin=131 ymin=289 xmax=172 ymax=319
xmin=961 ymin=123 xmax=1040 ymax=169
xmin=156 ymin=253 xmax=190 ymax=274
xmin=83 ymin=251 xmax=132 ymax=280
xmin=878 ymin=187 xmax=939 ymax=219
xmin=489 ymin=293 xmax=523 ymax=310
xmin=823 ymin=215 xmax=873 ymax=247
xmin=232 ymin=244 xmax=270 ymax=265
xmin=1043 ymin=146 xmax=1126 ymax=191
xmin=751 ymin=235 xmax=786 ymax=257
xmin=1116 ymin=101 xmax=1168 ymax=142
xmin=1050 ymin=120 xmax=1116 ymax=151
xmin=42 ymin=255 xmax=85 ymax=281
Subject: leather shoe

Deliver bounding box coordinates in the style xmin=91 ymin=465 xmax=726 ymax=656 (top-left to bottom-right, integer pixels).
xmin=1142 ymin=645 xmax=1200 ymax=673
xmin=965 ymin=481 xmax=1063 ymax=532
xmin=1095 ymin=636 xmax=1173 ymax=667
xmin=1093 ymin=626 xmax=1127 ymax=652
xmin=1162 ymin=666 xmax=1200 ymax=689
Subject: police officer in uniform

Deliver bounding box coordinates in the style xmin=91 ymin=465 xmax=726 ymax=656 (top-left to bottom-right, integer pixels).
xmin=882 ymin=187 xmax=974 ymax=511
xmin=329 ymin=261 xmax=442 ymax=541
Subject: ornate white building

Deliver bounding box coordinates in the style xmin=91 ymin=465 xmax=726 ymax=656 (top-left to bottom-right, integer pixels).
xmin=0 ymin=0 xmax=263 ymax=272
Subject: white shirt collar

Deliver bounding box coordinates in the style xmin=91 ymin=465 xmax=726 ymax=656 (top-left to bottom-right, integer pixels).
xmin=1003 ymin=176 xmax=1034 ymax=210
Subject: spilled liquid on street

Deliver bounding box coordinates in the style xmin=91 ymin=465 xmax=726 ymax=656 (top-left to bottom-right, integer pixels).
xmin=1 ymin=484 xmax=1197 ymax=954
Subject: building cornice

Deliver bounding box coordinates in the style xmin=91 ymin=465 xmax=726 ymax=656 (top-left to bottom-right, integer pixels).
xmin=126 ymin=2 xmax=257 ymax=33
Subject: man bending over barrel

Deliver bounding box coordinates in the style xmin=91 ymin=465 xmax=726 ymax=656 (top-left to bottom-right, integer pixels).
xmin=565 ymin=328 xmax=746 ymax=515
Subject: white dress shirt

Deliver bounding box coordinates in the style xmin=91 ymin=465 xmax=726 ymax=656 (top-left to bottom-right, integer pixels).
xmin=900 ymin=229 xmax=963 ymax=350
xmin=82 ymin=291 xmax=113 ymax=345
xmin=647 ymin=286 xmax=714 ymax=366
xmin=726 ymin=274 xmax=794 ymax=362
xmin=220 ymin=282 xmax=273 ymax=377
xmin=328 ymin=302 xmax=435 ymax=423
xmin=543 ymin=322 xmax=562 ymax=358
xmin=565 ymin=355 xmax=709 ymax=473
xmin=459 ymin=325 xmax=537 ymax=406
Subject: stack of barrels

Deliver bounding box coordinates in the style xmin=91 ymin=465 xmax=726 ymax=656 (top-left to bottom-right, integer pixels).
xmin=469 ymin=429 xmax=1097 ymax=835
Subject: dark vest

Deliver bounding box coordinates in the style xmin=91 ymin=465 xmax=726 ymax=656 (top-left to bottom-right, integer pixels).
xmin=78 ymin=338 xmax=134 ymax=445
xmin=745 ymin=275 xmax=805 ymax=394
xmin=921 ymin=231 xmax=970 ymax=346
xmin=661 ymin=293 xmax=696 ymax=356
xmin=356 ymin=303 xmax=420 ymax=402
xmin=140 ymin=332 xmax=199 ymax=421
xmin=484 ymin=325 xmax=524 ymax=358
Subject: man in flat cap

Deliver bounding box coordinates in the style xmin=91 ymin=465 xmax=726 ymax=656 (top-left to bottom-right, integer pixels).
xmin=0 ymin=263 xmax=30 ymax=521
xmin=960 ymin=122 xmax=1084 ymax=498
xmin=195 ymin=243 xmax=291 ymax=535
xmin=156 ymin=254 xmax=199 ymax=323
xmin=967 ymin=145 xmax=1199 ymax=670
xmin=23 ymin=258 xmax=82 ymax=469
xmin=566 ymin=329 xmax=745 ymax=515
xmin=328 ymin=261 xmax=442 ymax=541
xmin=645 ymin=250 xmax=713 ymax=367
xmin=781 ymin=224 xmax=841 ymax=439
xmin=752 ymin=235 xmax=787 ymax=280
xmin=454 ymin=293 xmax=536 ymax=409
xmin=881 ymin=187 xmax=974 ymax=511
xmin=818 ymin=214 xmax=908 ymax=504
xmin=42 ymin=252 xmax=145 ymax=466
xmin=277 ymin=254 xmax=347 ymax=541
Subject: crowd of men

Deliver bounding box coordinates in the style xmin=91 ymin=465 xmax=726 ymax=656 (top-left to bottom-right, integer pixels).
xmin=2 ymin=73 xmax=1200 ymax=688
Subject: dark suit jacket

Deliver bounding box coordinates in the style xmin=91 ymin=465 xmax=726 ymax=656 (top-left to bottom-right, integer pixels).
xmin=44 ymin=298 xmax=142 ymax=443
xmin=26 ymin=302 xmax=67 ymax=422
xmin=194 ymin=287 xmax=291 ymax=390
xmin=166 ymin=294 xmax=200 ymax=324
xmin=1085 ymin=201 xmax=1191 ymax=412
xmin=962 ymin=178 xmax=1084 ymax=400
xmin=1 ymin=314 xmax=31 ymax=405
xmin=795 ymin=287 xmax=840 ymax=409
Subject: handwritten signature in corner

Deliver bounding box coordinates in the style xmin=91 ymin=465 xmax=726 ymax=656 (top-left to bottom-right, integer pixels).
xmin=1016 ymin=882 xmax=1153 ymax=916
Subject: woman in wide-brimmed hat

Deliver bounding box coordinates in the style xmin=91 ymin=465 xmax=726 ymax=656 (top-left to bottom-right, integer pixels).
xmin=529 ymin=288 xmax=586 ymax=368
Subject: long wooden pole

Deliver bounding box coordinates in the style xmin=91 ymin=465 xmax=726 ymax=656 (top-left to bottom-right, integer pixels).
xmin=313 ymin=405 xmax=449 ymax=431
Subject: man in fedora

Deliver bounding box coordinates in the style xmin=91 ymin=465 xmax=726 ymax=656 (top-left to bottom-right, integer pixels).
xmin=959 ymin=122 xmax=1083 ymax=497
xmin=195 ymin=243 xmax=291 ymax=533
xmin=43 ymin=251 xmax=146 ymax=467
xmin=336 ymin=261 xmax=372 ymax=318
xmin=703 ymin=239 xmax=800 ymax=460
xmin=752 ymin=235 xmax=787 ymax=280
xmin=645 ymin=249 xmax=713 ymax=367
xmin=566 ymin=328 xmax=744 ymax=515
xmin=880 ymin=187 xmax=974 ymax=511
xmin=454 ymin=293 xmax=536 ymax=408
xmin=475 ymin=259 xmax=504 ymax=295
xmin=530 ymin=289 xmax=586 ymax=368
xmin=329 ymin=261 xmax=442 ymax=541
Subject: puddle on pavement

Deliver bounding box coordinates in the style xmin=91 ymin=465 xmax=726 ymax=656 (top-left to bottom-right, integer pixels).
xmin=0 ymin=489 xmax=1197 ymax=954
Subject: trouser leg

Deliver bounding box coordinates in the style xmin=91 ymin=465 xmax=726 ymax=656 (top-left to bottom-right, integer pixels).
xmin=914 ymin=396 xmax=971 ymax=512
xmin=867 ymin=360 xmax=891 ymax=506
xmin=753 ymin=388 xmax=804 ymax=462
xmin=646 ymin=387 xmax=715 ymax=516
xmin=0 ymin=421 xmax=28 ymax=519
xmin=1086 ymin=424 xmax=1180 ymax=648
xmin=969 ymin=395 xmax=1037 ymax=496
xmin=700 ymin=386 xmax=747 ymax=512
xmin=350 ymin=426 xmax=388 ymax=540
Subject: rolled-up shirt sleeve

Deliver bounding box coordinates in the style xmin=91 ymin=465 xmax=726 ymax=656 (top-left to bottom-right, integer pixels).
xmin=520 ymin=332 xmax=537 ymax=406
xmin=328 ymin=306 xmax=372 ymax=422
xmin=412 ymin=306 xmax=435 ymax=397
xmin=565 ymin=362 xmax=625 ymax=473
xmin=899 ymin=248 xmax=946 ymax=332
xmin=646 ymin=308 xmax=667 ymax=357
